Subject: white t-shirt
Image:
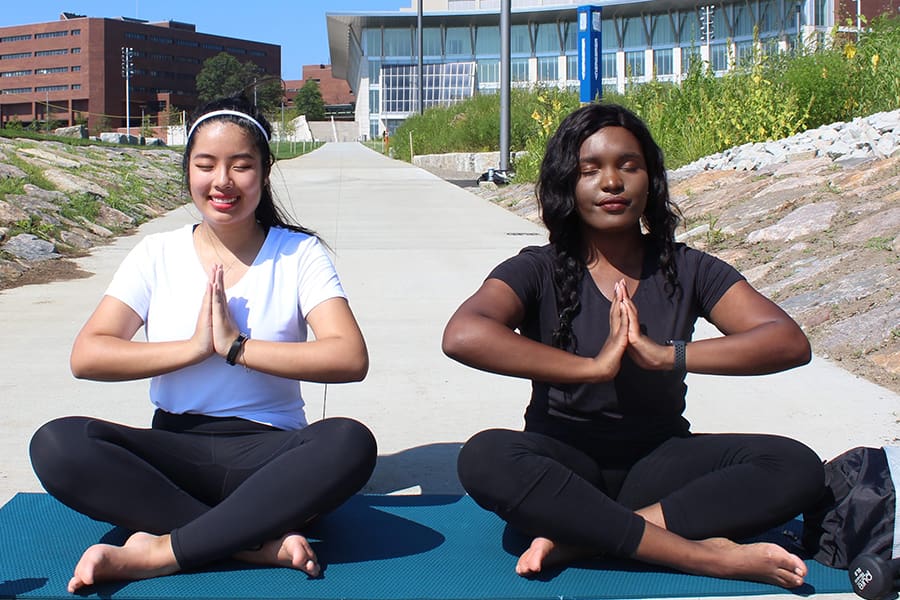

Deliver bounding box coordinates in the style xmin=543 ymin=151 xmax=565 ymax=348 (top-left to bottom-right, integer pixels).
xmin=105 ymin=224 xmax=346 ymax=430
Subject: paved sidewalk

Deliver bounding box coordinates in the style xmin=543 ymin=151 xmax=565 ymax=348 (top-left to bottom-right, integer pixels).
xmin=1 ymin=142 xmax=897 ymax=598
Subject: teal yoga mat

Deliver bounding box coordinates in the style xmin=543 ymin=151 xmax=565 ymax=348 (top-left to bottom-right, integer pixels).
xmin=0 ymin=493 xmax=850 ymax=599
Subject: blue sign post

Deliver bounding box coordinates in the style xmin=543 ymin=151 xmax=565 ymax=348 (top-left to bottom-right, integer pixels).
xmin=577 ymin=4 xmax=602 ymax=103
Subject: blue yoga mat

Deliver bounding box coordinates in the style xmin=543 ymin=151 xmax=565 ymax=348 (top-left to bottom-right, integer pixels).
xmin=0 ymin=493 xmax=850 ymax=599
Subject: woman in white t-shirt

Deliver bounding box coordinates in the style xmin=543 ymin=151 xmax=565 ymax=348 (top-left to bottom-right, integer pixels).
xmin=30 ymin=95 xmax=376 ymax=591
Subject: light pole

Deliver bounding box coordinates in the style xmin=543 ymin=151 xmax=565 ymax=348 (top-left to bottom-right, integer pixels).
xmin=121 ymin=46 xmax=134 ymax=139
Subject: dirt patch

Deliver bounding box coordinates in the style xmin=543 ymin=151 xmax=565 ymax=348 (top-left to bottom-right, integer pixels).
xmin=0 ymin=258 xmax=92 ymax=292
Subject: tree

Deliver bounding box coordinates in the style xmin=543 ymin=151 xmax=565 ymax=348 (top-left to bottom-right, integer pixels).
xmin=195 ymin=52 xmax=283 ymax=115
xmin=294 ymin=80 xmax=326 ymax=121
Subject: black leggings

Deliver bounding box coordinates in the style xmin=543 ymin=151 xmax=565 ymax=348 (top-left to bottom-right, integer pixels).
xmin=457 ymin=428 xmax=824 ymax=557
xmin=29 ymin=411 xmax=377 ymax=570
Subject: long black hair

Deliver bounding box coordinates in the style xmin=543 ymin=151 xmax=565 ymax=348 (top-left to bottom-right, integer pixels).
xmin=183 ymin=94 xmax=314 ymax=235
xmin=536 ymin=103 xmax=681 ymax=351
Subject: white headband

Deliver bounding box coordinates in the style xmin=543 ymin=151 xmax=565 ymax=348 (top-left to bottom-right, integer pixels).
xmin=187 ymin=109 xmax=269 ymax=142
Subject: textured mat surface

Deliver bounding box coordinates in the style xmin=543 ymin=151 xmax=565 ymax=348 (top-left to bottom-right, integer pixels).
xmin=0 ymin=492 xmax=850 ymax=599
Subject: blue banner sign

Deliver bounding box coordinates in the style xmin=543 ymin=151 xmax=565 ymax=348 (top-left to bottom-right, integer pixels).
xmin=577 ymin=4 xmax=602 ymax=103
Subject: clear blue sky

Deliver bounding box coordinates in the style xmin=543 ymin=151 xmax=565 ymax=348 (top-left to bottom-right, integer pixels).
xmin=1 ymin=1 xmax=411 ymax=80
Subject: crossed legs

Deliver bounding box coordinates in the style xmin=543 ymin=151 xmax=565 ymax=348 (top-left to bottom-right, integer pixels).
xmin=29 ymin=414 xmax=376 ymax=590
xmin=457 ymin=428 xmax=824 ymax=587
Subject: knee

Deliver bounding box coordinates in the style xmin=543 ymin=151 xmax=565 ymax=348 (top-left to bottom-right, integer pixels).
xmin=457 ymin=429 xmax=519 ymax=502
xmin=765 ymin=436 xmax=826 ymax=508
xmin=322 ymin=417 xmax=377 ymax=475
xmin=29 ymin=416 xmax=92 ymax=495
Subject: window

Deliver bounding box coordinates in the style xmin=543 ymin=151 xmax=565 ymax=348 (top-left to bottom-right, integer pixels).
xmin=511 ymin=25 xmax=530 ymax=55
xmin=176 ymin=39 xmax=199 ymax=47
xmin=368 ymin=59 xmax=381 ymax=84
xmin=1 ymin=87 xmax=32 ymax=94
xmin=537 ymin=56 xmax=558 ymax=82
xmin=35 ymin=31 xmax=69 ymax=39
xmin=1 ymin=70 xmax=31 ymax=77
xmin=35 ymin=85 xmax=68 ymax=92
xmin=72 ymin=65 xmax=81 ymax=71
xmin=535 ymin=23 xmax=560 ymax=55
xmin=71 ymin=29 xmax=81 ymax=36
xmin=1 ymin=34 xmax=33 ymax=43
xmin=734 ymin=40 xmax=754 ymax=65
xmin=602 ymin=19 xmax=618 ymax=51
xmin=125 ymin=32 xmax=147 ymax=41
xmin=511 ymin=57 xmax=529 ymax=82
xmin=36 ymin=67 xmax=69 ymax=74
xmin=380 ymin=62 xmax=474 ymax=115
xmin=445 ymin=27 xmax=472 ymax=57
xmin=369 ymin=88 xmax=380 ymax=113
xmin=202 ymin=43 xmax=223 ymax=51
xmin=365 ymin=28 xmax=382 ymax=57
xmin=602 ymin=52 xmax=617 ymax=79
xmin=71 ymin=84 xmax=81 ymax=89
xmin=625 ymin=50 xmax=645 ymax=77
xmin=563 ymin=22 xmax=577 ymax=53
xmin=733 ymin=5 xmax=754 ymax=38
xmin=566 ymin=54 xmax=578 ymax=80
xmin=681 ymin=46 xmax=701 ymax=73
xmin=475 ymin=26 xmax=500 ymax=55
xmin=422 ymin=28 xmax=442 ymax=57
xmin=710 ymin=42 xmax=729 ymax=71
xmin=35 ymin=49 xmax=68 ymax=57
xmin=651 ymin=15 xmax=675 ymax=45
xmin=150 ymin=35 xmax=173 ymax=45
xmin=226 ymin=46 xmax=247 ymax=55
xmin=71 ymin=48 xmax=81 ymax=54
xmin=249 ymin=50 xmax=266 ymax=57
xmin=383 ymin=28 xmax=412 ymax=58
xmin=623 ymin=16 xmax=645 ymax=48
xmin=1 ymin=52 xmax=32 ymax=60
xmin=476 ymin=59 xmax=499 ymax=86
xmin=653 ymin=48 xmax=673 ymax=76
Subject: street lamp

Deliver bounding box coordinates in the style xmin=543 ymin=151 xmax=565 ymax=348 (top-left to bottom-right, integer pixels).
xmin=121 ymin=46 xmax=134 ymax=139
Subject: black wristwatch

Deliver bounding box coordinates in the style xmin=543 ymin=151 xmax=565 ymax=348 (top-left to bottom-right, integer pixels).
xmin=226 ymin=333 xmax=249 ymax=366
xmin=667 ymin=340 xmax=686 ymax=373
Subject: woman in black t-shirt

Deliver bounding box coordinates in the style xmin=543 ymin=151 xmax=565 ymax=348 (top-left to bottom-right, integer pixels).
xmin=443 ymin=103 xmax=824 ymax=588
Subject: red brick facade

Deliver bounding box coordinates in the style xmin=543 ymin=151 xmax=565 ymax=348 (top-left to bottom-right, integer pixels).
xmin=285 ymin=64 xmax=355 ymax=119
xmin=0 ymin=13 xmax=280 ymax=133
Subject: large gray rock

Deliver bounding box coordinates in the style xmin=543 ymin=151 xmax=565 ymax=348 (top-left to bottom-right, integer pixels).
xmin=3 ymin=233 xmax=59 ymax=262
xmin=746 ymin=201 xmax=840 ymax=243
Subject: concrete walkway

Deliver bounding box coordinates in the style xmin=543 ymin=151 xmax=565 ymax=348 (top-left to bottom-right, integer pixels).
xmin=1 ymin=142 xmax=897 ymax=597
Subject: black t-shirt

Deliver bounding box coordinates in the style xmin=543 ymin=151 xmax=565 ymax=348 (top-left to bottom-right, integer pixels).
xmin=489 ymin=240 xmax=744 ymax=453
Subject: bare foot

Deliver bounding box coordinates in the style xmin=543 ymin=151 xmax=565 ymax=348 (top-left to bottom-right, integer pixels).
xmin=68 ymin=532 xmax=179 ymax=593
xmin=692 ymin=537 xmax=807 ymax=588
xmin=235 ymin=533 xmax=320 ymax=577
xmin=516 ymin=537 xmax=592 ymax=577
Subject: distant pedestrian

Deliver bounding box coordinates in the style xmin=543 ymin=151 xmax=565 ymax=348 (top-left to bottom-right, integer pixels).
xmin=29 ymin=94 xmax=376 ymax=591
xmin=443 ymin=103 xmax=825 ymax=588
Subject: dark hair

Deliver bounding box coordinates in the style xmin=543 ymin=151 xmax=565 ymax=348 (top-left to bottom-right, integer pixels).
xmin=536 ymin=103 xmax=681 ymax=351
xmin=183 ymin=94 xmax=314 ymax=235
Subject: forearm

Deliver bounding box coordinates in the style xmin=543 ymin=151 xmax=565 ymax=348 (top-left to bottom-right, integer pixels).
xmin=70 ymin=336 xmax=205 ymax=381
xmin=236 ymin=336 xmax=368 ymax=383
xmin=442 ymin=316 xmax=608 ymax=384
xmin=684 ymin=322 xmax=811 ymax=376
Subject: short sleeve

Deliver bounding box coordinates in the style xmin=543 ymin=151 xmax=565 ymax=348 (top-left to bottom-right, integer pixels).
xmin=104 ymin=236 xmax=155 ymax=321
xmin=488 ymin=245 xmax=552 ymax=310
xmin=689 ymin=248 xmax=746 ymax=317
xmin=296 ymin=237 xmax=346 ymax=318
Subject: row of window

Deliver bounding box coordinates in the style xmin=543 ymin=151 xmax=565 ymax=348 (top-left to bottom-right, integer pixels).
xmin=2 ymin=84 xmax=81 ymax=94
xmin=1 ymin=29 xmax=80 ymax=43
xmin=122 ymin=31 xmax=266 ymax=56
xmin=1 ymin=48 xmax=82 ymax=60
xmin=1 ymin=65 xmax=83 ymax=77
xmin=362 ymin=1 xmax=823 ymax=60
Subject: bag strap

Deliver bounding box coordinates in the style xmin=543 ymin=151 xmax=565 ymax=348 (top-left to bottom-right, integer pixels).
xmin=884 ymin=446 xmax=900 ymax=559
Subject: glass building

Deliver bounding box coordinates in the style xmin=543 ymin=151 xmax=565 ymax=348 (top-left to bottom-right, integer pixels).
xmin=327 ymin=0 xmax=841 ymax=140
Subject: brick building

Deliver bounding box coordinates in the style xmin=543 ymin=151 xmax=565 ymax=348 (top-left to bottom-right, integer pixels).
xmin=285 ymin=64 xmax=356 ymax=120
xmin=0 ymin=12 xmax=280 ymax=134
